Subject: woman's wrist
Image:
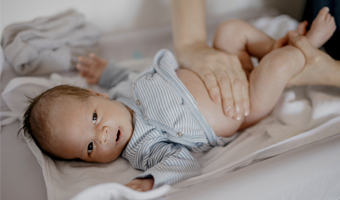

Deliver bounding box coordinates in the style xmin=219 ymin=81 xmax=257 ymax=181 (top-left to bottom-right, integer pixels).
xmin=175 ymin=42 xmax=209 ymax=68
xmin=175 ymin=40 xmax=207 ymax=54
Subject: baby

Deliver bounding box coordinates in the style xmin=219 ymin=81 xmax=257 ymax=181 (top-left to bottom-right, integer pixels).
xmin=21 ymin=7 xmax=335 ymax=191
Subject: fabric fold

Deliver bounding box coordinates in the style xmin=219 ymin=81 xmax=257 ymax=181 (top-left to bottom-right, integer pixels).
xmin=1 ymin=9 xmax=100 ymax=75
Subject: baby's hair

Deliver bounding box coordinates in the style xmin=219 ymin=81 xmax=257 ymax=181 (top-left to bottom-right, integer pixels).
xmin=20 ymin=85 xmax=95 ymax=157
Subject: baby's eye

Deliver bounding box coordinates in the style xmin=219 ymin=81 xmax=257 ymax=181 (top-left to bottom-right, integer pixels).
xmin=87 ymin=142 xmax=93 ymax=154
xmin=92 ymin=112 xmax=97 ymax=124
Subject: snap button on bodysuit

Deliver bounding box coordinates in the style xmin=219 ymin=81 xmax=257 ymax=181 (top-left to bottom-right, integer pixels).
xmin=176 ymin=131 xmax=183 ymax=138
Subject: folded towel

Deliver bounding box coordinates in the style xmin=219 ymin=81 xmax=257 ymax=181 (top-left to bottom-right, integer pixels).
xmin=1 ymin=10 xmax=100 ymax=75
xmin=0 ymin=46 xmax=4 ymax=77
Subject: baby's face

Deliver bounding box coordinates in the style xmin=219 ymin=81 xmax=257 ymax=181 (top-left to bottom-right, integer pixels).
xmin=48 ymin=94 xmax=133 ymax=163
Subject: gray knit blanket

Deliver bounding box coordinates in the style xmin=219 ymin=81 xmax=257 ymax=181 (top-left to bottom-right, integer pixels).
xmin=1 ymin=10 xmax=100 ymax=75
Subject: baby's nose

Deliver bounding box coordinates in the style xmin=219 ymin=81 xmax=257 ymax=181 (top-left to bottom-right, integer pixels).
xmin=97 ymin=126 xmax=109 ymax=145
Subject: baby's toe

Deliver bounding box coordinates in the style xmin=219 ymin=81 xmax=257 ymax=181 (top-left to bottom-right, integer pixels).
xmin=319 ymin=7 xmax=330 ymax=17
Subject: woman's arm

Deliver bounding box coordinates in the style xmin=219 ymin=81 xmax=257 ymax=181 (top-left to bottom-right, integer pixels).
xmin=171 ymin=0 xmax=206 ymax=51
xmin=171 ymin=0 xmax=250 ymax=119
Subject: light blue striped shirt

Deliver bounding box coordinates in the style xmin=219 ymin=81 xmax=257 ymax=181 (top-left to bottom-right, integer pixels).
xmin=99 ymin=50 xmax=236 ymax=188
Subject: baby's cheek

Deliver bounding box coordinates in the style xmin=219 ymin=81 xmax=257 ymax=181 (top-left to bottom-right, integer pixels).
xmin=94 ymin=146 xmax=120 ymax=163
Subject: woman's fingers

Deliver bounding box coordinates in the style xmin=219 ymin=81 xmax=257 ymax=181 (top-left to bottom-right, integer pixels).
xmin=242 ymin=80 xmax=250 ymax=116
xmin=233 ymin=53 xmax=254 ymax=116
xmin=223 ymin=55 xmax=245 ymax=120
xmin=213 ymin=69 xmax=234 ymax=117
xmin=195 ymin=66 xmax=221 ymax=102
xmin=176 ymin=45 xmax=250 ymax=119
xmin=198 ymin=53 xmax=246 ymax=119
xmin=231 ymin=78 xmax=244 ymax=120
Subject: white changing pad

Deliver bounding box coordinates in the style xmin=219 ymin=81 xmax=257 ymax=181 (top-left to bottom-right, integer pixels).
xmin=2 ymin=14 xmax=340 ymax=200
xmin=3 ymin=61 xmax=340 ymax=200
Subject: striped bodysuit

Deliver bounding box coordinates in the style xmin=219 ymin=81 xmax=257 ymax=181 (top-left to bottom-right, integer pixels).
xmin=99 ymin=50 xmax=236 ymax=188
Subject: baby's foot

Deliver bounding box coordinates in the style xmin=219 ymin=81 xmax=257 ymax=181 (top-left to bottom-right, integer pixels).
xmin=305 ymin=7 xmax=336 ymax=48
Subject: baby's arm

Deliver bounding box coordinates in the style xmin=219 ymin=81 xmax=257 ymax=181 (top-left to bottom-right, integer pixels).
xmin=124 ymin=141 xmax=201 ymax=191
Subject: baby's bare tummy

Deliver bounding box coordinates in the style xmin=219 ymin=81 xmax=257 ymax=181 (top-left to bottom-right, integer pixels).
xmin=176 ymin=69 xmax=242 ymax=137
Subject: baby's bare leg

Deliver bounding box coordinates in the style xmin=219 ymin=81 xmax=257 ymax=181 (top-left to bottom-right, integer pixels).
xmin=240 ymin=46 xmax=305 ymax=129
xmin=214 ymin=19 xmax=275 ymax=70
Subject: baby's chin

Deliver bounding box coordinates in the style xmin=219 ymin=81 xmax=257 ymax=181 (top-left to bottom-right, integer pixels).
xmin=85 ymin=151 xmax=122 ymax=163
xmin=84 ymin=157 xmax=118 ymax=163
xmin=47 ymin=149 xmax=120 ymax=163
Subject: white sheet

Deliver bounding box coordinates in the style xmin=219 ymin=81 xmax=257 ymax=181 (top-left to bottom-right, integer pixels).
xmin=71 ymin=116 xmax=340 ymax=200
xmin=2 ymin=13 xmax=340 ymax=200
xmin=160 ymin=133 xmax=340 ymax=200
xmin=3 ymin=63 xmax=340 ymax=200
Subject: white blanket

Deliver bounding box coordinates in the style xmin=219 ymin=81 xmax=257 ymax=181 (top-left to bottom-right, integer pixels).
xmin=2 ymin=15 xmax=340 ymax=200
xmin=1 ymin=10 xmax=100 ymax=76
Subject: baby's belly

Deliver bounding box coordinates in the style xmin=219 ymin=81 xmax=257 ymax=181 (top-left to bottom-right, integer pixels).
xmin=176 ymin=69 xmax=242 ymax=137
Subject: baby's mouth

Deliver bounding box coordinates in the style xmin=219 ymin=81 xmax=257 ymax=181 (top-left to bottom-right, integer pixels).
xmin=116 ymin=130 xmax=121 ymax=142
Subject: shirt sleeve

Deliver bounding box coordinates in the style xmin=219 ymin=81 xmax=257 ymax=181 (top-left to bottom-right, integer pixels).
xmin=98 ymin=60 xmax=136 ymax=88
xmin=134 ymin=142 xmax=201 ymax=189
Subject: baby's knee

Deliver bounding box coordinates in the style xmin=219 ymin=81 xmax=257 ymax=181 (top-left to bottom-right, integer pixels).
xmin=216 ymin=20 xmax=247 ymax=37
xmin=219 ymin=19 xmax=247 ymax=29
xmin=214 ymin=19 xmax=249 ymax=49
xmin=279 ymin=46 xmax=305 ymax=68
xmin=262 ymin=46 xmax=305 ymax=76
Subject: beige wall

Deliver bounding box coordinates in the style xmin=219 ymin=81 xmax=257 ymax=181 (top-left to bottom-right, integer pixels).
xmin=1 ymin=0 xmax=306 ymax=37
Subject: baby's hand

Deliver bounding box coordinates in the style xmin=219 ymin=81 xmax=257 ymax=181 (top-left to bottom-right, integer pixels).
xmin=76 ymin=53 xmax=108 ymax=84
xmin=125 ymin=178 xmax=154 ymax=192
xmin=272 ymin=34 xmax=289 ymax=51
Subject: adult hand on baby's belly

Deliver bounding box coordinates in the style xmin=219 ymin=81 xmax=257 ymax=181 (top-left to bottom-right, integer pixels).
xmin=176 ymin=69 xmax=243 ymax=137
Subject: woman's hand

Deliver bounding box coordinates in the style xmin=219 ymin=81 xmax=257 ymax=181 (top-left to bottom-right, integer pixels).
xmin=125 ymin=178 xmax=154 ymax=192
xmin=177 ymin=43 xmax=250 ymax=119
xmin=287 ymin=30 xmax=340 ymax=87
xmin=171 ymin=0 xmax=249 ymax=119
xmin=76 ymin=53 xmax=108 ymax=84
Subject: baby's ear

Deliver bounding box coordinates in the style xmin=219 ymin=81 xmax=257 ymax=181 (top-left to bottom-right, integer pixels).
xmin=101 ymin=93 xmax=109 ymax=99
xmin=86 ymin=89 xmax=97 ymax=95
